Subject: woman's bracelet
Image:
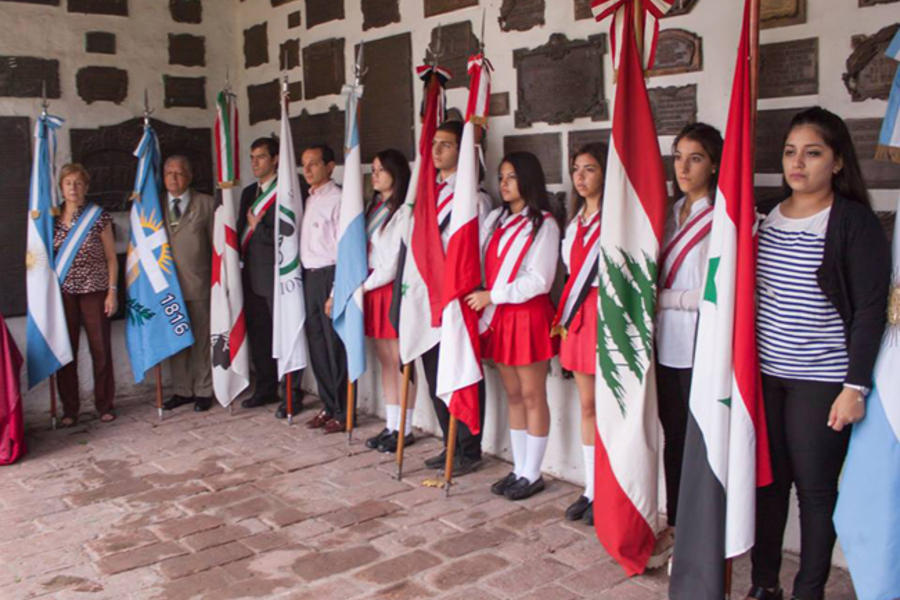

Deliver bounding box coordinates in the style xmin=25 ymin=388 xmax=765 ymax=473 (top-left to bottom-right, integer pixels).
xmin=109 ymin=285 xmax=118 ymax=291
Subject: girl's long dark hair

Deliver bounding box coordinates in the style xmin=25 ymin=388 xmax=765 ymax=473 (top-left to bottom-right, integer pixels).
xmin=369 ymin=148 xmax=411 ymax=225
xmin=672 ymin=122 xmax=723 ymax=203
xmin=498 ymin=151 xmax=554 ymax=234
xmin=569 ymin=142 xmax=608 ymax=221
xmin=783 ymin=106 xmax=870 ymax=207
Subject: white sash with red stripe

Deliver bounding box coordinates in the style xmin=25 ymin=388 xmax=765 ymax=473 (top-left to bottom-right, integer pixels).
xmin=658 ymin=203 xmax=713 ymax=289
xmin=436 ymin=179 xmax=454 ymax=233
xmin=553 ymin=212 xmax=601 ymax=333
xmin=240 ymin=178 xmax=277 ymax=252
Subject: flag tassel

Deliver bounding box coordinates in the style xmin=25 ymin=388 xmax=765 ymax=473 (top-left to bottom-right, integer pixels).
xmin=443 ymin=416 xmax=458 ymax=497
xmin=395 ymin=363 xmax=412 ymax=480
xmin=49 ymin=374 xmax=57 ymax=429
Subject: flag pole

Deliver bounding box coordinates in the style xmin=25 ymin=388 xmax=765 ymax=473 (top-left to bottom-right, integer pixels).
xmin=395 ymin=363 xmax=412 ymax=480
xmin=155 ymin=365 xmax=163 ymax=421
xmin=443 ymin=416 xmax=458 ymax=497
xmin=49 ymin=374 xmax=57 ymax=429
xmin=346 ymin=380 xmax=355 ymax=443
xmin=286 ymin=372 xmax=294 ymax=426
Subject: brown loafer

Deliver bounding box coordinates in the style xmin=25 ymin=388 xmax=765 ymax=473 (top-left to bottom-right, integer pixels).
xmin=306 ymin=410 xmax=330 ymax=429
xmin=322 ymin=418 xmax=346 ymax=434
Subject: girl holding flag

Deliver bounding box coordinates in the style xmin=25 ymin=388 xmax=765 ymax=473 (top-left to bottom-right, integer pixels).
xmin=362 ymin=148 xmax=416 ymax=454
xmin=465 ymin=151 xmax=560 ymax=501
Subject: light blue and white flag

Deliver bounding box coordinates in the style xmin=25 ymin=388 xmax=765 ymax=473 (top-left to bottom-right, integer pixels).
xmin=25 ymin=113 xmax=73 ymax=388
xmin=124 ymin=125 xmax=194 ymax=382
xmin=332 ymin=81 xmax=367 ymax=382
xmin=833 ymin=195 xmax=900 ymax=600
xmin=876 ymin=29 xmax=900 ymax=163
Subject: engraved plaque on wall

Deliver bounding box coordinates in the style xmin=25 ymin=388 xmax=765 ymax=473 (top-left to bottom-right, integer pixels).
xmin=514 ymin=34 xmax=608 ymax=128
xmin=303 ymin=38 xmax=345 ymax=99
xmin=663 ymin=0 xmax=698 ymax=17
xmin=272 ymin=0 xmax=300 ymax=5
xmin=574 ymin=0 xmax=591 ymax=20
xmin=499 ymin=0 xmax=544 ymax=33
xmin=306 ymin=0 xmax=344 ymax=29
xmin=490 ymin=92 xmax=510 ymax=116
xmin=67 ymin=0 xmax=126 ymax=15
xmin=648 ymin=29 xmax=702 ymax=77
xmin=647 ymin=85 xmax=696 ymax=135
xmin=168 ymin=33 xmax=205 ymax=67
xmin=755 ymin=107 xmax=810 ymax=173
xmin=425 ymin=22 xmax=480 ymax=90
xmin=758 ymin=38 xmax=818 ymax=98
xmin=357 ymin=33 xmax=414 ymax=163
xmin=567 ymin=128 xmax=611 ymax=165
xmin=244 ymin=23 xmax=268 ymax=68
xmin=760 ymin=0 xmax=806 ymax=29
xmin=76 ymin=66 xmax=128 ymax=104
xmin=86 ymin=31 xmax=116 ymax=54
xmin=288 ymin=80 xmax=302 ymax=101
xmin=843 ymin=24 xmax=900 ymax=102
xmin=289 ymin=106 xmax=345 ymax=166
xmin=847 ymin=118 xmax=900 ymax=188
xmin=425 ymin=0 xmax=477 ymax=18
xmin=170 ymin=0 xmax=202 ymax=24
xmin=503 ymin=133 xmax=563 ymax=184
xmin=247 ymin=79 xmax=280 ymax=125
xmin=163 ymin=75 xmax=206 ymax=108
xmin=859 ymin=0 xmax=900 ymax=6
xmin=0 ymin=0 xmax=59 ymax=4
xmin=288 ymin=10 xmax=301 ymax=28
xmin=0 ymin=56 xmax=60 ymax=98
xmin=0 ymin=116 xmax=30 ymax=317
xmin=362 ymin=0 xmax=400 ymax=30
xmin=280 ymin=39 xmax=300 ymax=70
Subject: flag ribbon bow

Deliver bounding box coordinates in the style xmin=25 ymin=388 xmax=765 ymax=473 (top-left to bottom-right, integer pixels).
xmin=465 ymin=53 xmax=493 ymax=127
xmin=592 ymin=0 xmax=673 ymax=71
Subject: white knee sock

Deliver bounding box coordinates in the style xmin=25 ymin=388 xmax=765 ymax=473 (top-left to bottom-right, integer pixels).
xmin=582 ymin=444 xmax=595 ymax=501
xmin=509 ymin=429 xmax=527 ymax=478
xmin=523 ymin=434 xmax=549 ymax=484
xmin=385 ymin=404 xmax=399 ymax=432
xmin=403 ymin=408 xmax=414 ymax=436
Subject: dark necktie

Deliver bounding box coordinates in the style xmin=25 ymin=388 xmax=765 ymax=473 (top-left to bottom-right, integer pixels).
xmin=172 ymin=197 xmax=182 ymax=221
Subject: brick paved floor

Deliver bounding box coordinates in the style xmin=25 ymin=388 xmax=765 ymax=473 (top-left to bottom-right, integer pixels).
xmin=0 ymin=392 xmax=858 ymax=599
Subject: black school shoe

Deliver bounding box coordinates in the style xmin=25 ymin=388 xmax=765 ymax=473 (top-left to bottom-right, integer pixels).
xmin=377 ymin=431 xmax=416 ymax=453
xmin=163 ymin=394 xmax=193 ymax=410
xmin=193 ymin=397 xmax=213 ymax=412
xmin=747 ymin=586 xmax=784 ymax=600
xmin=504 ymin=476 xmax=545 ymax=501
xmin=565 ymin=495 xmax=592 ymax=521
xmin=365 ymin=428 xmax=392 ymax=449
xmin=491 ymin=472 xmax=518 ymax=496
xmin=424 ymin=450 xmax=446 ymax=469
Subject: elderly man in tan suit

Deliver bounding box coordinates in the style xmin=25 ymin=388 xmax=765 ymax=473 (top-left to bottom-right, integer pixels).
xmin=161 ymin=155 xmax=216 ymax=412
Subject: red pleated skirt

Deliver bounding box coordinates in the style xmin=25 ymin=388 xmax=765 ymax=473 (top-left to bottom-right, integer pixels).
xmin=364 ymin=282 xmax=397 ymax=339
xmin=559 ymin=287 xmax=598 ymax=375
xmin=482 ymin=294 xmax=558 ymax=366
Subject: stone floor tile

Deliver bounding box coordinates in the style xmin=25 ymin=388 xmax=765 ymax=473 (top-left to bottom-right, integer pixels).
xmin=353 ymin=549 xmax=443 ymax=585
xmin=291 ymin=544 xmax=383 ymax=582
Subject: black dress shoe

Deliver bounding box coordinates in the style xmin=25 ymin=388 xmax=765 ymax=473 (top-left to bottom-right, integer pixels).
xmin=451 ymin=455 xmax=482 ymax=476
xmin=491 ymin=472 xmax=518 ymax=496
xmin=747 ymin=586 xmax=783 ymax=600
xmin=378 ymin=431 xmax=415 ymax=453
xmin=193 ymin=397 xmax=213 ymax=412
xmin=366 ymin=428 xmax=392 ymax=449
xmin=241 ymin=395 xmax=278 ymax=409
xmin=424 ymin=450 xmax=446 ymax=469
xmin=163 ymin=394 xmax=193 ymax=410
xmin=565 ymin=495 xmax=592 ymax=521
xmin=583 ymin=505 xmax=594 ymax=526
xmin=275 ymin=400 xmax=303 ymax=419
xmin=504 ymin=476 xmax=545 ymax=500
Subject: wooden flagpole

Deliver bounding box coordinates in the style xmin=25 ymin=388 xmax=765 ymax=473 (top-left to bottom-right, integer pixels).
xmin=346 ymin=380 xmax=355 ymax=443
xmin=49 ymin=374 xmax=57 ymax=429
xmin=285 ymin=372 xmax=294 ymax=426
xmin=395 ymin=363 xmax=412 ymax=480
xmin=155 ymin=365 xmax=163 ymax=421
xmin=443 ymin=416 xmax=458 ymax=497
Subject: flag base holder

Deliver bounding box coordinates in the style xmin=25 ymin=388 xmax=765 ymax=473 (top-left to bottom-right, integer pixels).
xmin=286 ymin=373 xmax=294 ymax=427
xmin=395 ymin=364 xmax=412 ymax=481
xmin=50 ymin=374 xmax=58 ymax=430
xmin=346 ymin=380 xmax=355 ymax=446
xmin=443 ymin=416 xmax=458 ymax=498
xmin=155 ymin=365 xmax=164 ymax=422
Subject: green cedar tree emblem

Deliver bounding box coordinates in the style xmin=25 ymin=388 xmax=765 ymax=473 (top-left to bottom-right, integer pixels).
xmin=125 ymin=298 xmax=155 ymax=326
xmin=704 ymin=256 xmax=720 ymax=304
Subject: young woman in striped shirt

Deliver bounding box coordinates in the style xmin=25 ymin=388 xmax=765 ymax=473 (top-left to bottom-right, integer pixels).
xmin=748 ymin=107 xmax=891 ymax=600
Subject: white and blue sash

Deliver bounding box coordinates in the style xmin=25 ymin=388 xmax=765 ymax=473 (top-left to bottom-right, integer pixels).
xmin=55 ymin=203 xmax=103 ymax=284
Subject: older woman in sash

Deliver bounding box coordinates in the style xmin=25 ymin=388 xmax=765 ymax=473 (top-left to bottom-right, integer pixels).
xmin=553 ymin=142 xmax=607 ymax=525
xmin=466 ymin=151 xmax=560 ymax=501
xmin=54 ymin=163 xmax=118 ymax=426
xmin=654 ymin=122 xmax=723 ymax=557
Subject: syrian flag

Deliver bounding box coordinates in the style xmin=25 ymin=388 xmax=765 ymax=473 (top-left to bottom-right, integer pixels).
xmin=669 ymin=1 xmax=773 ymax=596
xmin=436 ymin=54 xmax=491 ymax=436
xmin=591 ymin=0 xmax=671 ymax=576
xmin=210 ymin=91 xmax=249 ymax=406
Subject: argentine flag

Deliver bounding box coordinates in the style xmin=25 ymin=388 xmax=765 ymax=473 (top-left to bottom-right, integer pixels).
xmin=124 ymin=125 xmax=194 ymax=382
xmin=25 ymin=113 xmax=73 ymax=388
xmin=332 ymin=81 xmax=368 ymax=383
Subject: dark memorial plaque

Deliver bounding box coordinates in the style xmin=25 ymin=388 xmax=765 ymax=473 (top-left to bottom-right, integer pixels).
xmin=303 ymin=38 xmax=345 ymax=99
xmin=567 ymin=128 xmax=611 ymax=165
xmin=649 ymin=28 xmax=702 ymax=77
xmin=0 ymin=117 xmax=30 ymax=317
xmin=847 ymin=118 xmax=900 ymax=189
xmin=0 ymin=56 xmax=60 ymax=98
xmin=844 ymin=24 xmax=900 ymax=102
xmin=647 ymin=84 xmax=697 ymax=135
xmin=280 ymin=39 xmax=300 ymax=70
xmin=860 ymin=0 xmax=900 ymax=6
xmin=357 ymin=33 xmax=415 ymax=163
xmin=499 ymin=0 xmax=544 ymax=32
xmin=288 ymin=10 xmax=301 ymax=28
xmin=76 ymin=66 xmax=127 ymax=104
xmin=760 ymin=0 xmax=806 ymax=29
xmin=288 ymin=80 xmax=302 ymax=102
xmin=489 ymin=92 xmax=510 ymax=116
xmin=163 ymin=75 xmax=206 ymax=108
xmin=244 ymin=23 xmax=268 ymax=68
xmin=67 ymin=0 xmax=126 ymax=15
xmin=425 ymin=21 xmax=480 ymax=90
xmin=306 ymin=0 xmax=344 ymax=29
xmin=168 ymin=33 xmax=205 ymax=67
xmin=272 ymin=0 xmax=299 ymax=4
xmin=71 ymin=118 xmax=213 ymax=211
xmin=504 ymin=133 xmax=563 ymax=184
xmin=574 ymin=0 xmax=591 ymax=20
xmin=0 ymin=0 xmax=59 ymax=4
xmin=759 ymin=38 xmax=817 ymax=98
xmin=247 ymin=79 xmax=280 ymax=124
xmin=290 ymin=106 xmax=345 ymax=166
xmin=86 ymin=31 xmax=116 ymax=54
xmin=755 ymin=107 xmax=810 ymax=173
xmin=170 ymin=0 xmax=202 ymax=24
xmin=424 ymin=0 xmax=477 ymax=17
xmin=514 ymin=33 xmax=608 ymax=128
xmin=362 ymin=0 xmax=400 ymax=30
xmin=663 ymin=0 xmax=698 ymax=17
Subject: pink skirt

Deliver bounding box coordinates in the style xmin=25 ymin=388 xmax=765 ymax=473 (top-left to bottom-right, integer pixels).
xmin=559 ymin=287 xmax=597 ymax=375
xmin=482 ymin=294 xmax=558 ymax=366
xmin=364 ymin=283 xmax=397 ymax=339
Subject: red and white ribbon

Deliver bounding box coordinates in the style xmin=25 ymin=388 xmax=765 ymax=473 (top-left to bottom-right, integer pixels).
xmin=592 ymin=0 xmax=673 ymax=71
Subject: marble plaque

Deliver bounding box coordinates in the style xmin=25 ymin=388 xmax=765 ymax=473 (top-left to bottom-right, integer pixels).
xmin=357 ymin=33 xmax=415 ymax=163
xmin=0 ymin=56 xmax=60 ymax=98
xmin=760 ymin=0 xmax=806 ymax=29
xmin=514 ymin=33 xmax=608 ymax=128
xmin=847 ymin=118 xmax=900 ymax=188
xmin=649 ymin=28 xmax=702 ymax=77
xmin=503 ymin=133 xmax=563 ymax=184
xmin=0 ymin=116 xmax=30 ymax=317
xmin=243 ymin=22 xmax=268 ymax=68
xmin=758 ymin=38 xmax=818 ymax=98
xmin=289 ymin=106 xmax=345 ymax=166
xmin=288 ymin=10 xmax=301 ymax=28
xmin=859 ymin=0 xmax=900 ymax=6
xmin=67 ymin=0 xmax=126 ymax=15
xmin=247 ymin=79 xmax=280 ymax=125
xmin=86 ymin=31 xmax=116 ymax=54
xmin=844 ymin=24 xmax=900 ymax=102
xmin=76 ymin=66 xmax=127 ymax=104
xmin=489 ymin=92 xmax=510 ymax=116
xmin=647 ymin=84 xmax=697 ymax=135
xmin=755 ymin=107 xmax=809 ymax=174
xmin=280 ymin=38 xmax=300 ymax=70
xmin=663 ymin=0 xmax=698 ymax=17
xmin=573 ymin=0 xmax=591 ymax=20
xmin=425 ymin=21 xmax=480 ymax=90
xmin=306 ymin=0 xmax=344 ymax=28
xmin=170 ymin=0 xmax=202 ymax=23
xmin=168 ymin=33 xmax=205 ymax=67
xmin=362 ymin=0 xmax=400 ymax=30
xmin=567 ymin=128 xmax=610 ymax=165
xmin=499 ymin=0 xmax=544 ymax=32
xmin=424 ymin=0 xmax=477 ymax=17
xmin=163 ymin=75 xmax=206 ymax=108
xmin=303 ymin=38 xmax=345 ymax=99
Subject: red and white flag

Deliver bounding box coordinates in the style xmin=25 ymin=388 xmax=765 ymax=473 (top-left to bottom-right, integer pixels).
xmin=591 ymin=0 xmax=671 ymax=575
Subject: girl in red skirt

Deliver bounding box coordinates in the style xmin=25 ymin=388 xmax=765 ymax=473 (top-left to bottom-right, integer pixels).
xmin=466 ymin=151 xmax=560 ymax=501
xmin=363 ymin=149 xmax=415 ymax=453
xmin=553 ymin=142 xmax=607 ymax=525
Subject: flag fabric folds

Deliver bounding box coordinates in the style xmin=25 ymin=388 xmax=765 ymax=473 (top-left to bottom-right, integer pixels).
xmin=125 ymin=124 xmax=195 ymax=382
xmin=272 ymin=91 xmax=308 ymax=380
xmin=25 ymin=113 xmax=73 ymax=388
xmin=669 ymin=1 xmax=773 ymax=596
xmin=591 ymin=0 xmax=670 ymax=576
xmin=834 ymin=194 xmax=900 ymax=600
xmin=1 ymin=312 xmax=26 ymax=465
xmin=875 ymin=29 xmax=900 ymax=163
xmin=210 ymin=91 xmax=249 ymax=406
xmin=332 ymin=81 xmax=368 ymax=383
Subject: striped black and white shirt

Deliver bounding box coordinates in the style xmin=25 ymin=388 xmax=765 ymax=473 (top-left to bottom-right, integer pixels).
xmin=757 ymin=205 xmax=848 ymax=382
